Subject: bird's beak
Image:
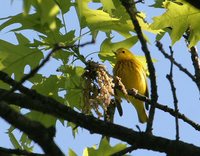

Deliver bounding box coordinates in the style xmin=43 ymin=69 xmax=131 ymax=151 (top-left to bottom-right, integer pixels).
xmin=112 ymin=50 xmax=117 ymax=55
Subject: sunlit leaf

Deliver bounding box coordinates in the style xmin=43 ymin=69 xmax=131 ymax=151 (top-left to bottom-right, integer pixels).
xmin=0 ymin=12 xmax=62 ymax=33
xmin=68 ymin=148 xmax=78 ymax=156
xmin=100 ymin=0 xmax=115 ymax=15
xmin=76 ymin=0 xmax=160 ymax=38
xmin=83 ymin=137 xmax=127 ymax=156
xmin=151 ymin=1 xmax=200 ymax=47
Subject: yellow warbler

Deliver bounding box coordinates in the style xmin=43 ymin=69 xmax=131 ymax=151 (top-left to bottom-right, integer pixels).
xmin=113 ymin=48 xmax=148 ymax=123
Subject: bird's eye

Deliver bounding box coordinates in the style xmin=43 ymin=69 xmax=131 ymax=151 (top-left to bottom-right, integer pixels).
xmin=122 ymin=50 xmax=125 ymax=53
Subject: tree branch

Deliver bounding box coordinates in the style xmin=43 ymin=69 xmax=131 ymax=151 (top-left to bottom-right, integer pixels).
xmin=1 ymin=83 xmax=199 ymax=132
xmin=189 ymin=46 xmax=200 ymax=93
xmin=1 ymin=93 xmax=200 ymax=156
xmin=0 ymin=147 xmax=45 ymax=156
xmin=183 ymin=30 xmax=200 ymax=93
xmin=1 ymin=67 xmax=200 ymax=131
xmin=0 ymin=101 xmax=64 ymax=156
xmin=111 ymin=145 xmax=137 ymax=156
xmin=0 ymin=70 xmax=200 ymax=155
xmin=120 ymin=0 xmax=158 ymax=134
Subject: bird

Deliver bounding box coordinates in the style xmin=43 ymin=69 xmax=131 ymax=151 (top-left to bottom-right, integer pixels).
xmin=113 ymin=48 xmax=148 ymax=123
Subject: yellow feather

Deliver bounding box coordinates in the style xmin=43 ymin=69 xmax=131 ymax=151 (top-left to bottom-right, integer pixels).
xmin=113 ymin=48 xmax=148 ymax=123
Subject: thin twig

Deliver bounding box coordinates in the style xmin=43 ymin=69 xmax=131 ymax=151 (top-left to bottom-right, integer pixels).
xmin=156 ymin=41 xmax=196 ymax=82
xmin=0 ymin=147 xmax=45 ymax=156
xmin=166 ymin=46 xmax=180 ymax=141
xmin=120 ymin=0 xmax=158 ymax=134
xmin=127 ymin=89 xmax=200 ymax=131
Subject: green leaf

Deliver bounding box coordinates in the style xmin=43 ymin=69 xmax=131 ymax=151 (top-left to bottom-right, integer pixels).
xmin=29 ymin=31 xmax=76 ymax=57
xmin=76 ymin=0 xmax=160 ymax=38
xmin=67 ymin=122 xmax=78 ymax=138
xmin=65 ymin=89 xmax=84 ymax=109
xmin=0 ymin=13 xmax=43 ymax=32
xmin=55 ymin=0 xmax=71 ymax=14
xmin=20 ymin=133 xmax=33 ymax=151
xmin=0 ymin=35 xmax=43 ymax=80
xmin=31 ymin=75 xmax=65 ymax=103
xmin=61 ymin=65 xmax=85 ymax=109
xmin=53 ymin=50 xmax=73 ymax=64
xmin=7 ymin=127 xmax=22 ymax=150
xmin=100 ymin=0 xmax=115 ymax=15
xmin=0 ymin=81 xmax=10 ymax=89
xmin=8 ymin=123 xmax=33 ymax=150
xmin=25 ymin=111 xmax=57 ymax=127
xmin=23 ymin=0 xmax=34 ymax=15
xmin=35 ymin=0 xmax=60 ymax=30
xmin=83 ymin=138 xmax=127 ymax=156
xmin=155 ymin=28 xmax=171 ymax=41
xmin=77 ymin=0 xmax=119 ymax=34
xmin=62 ymin=66 xmax=85 ymax=89
xmin=9 ymin=132 xmax=22 ymax=149
xmin=150 ymin=0 xmax=165 ymax=8
xmin=27 ymin=73 xmax=44 ymax=84
xmin=151 ymin=1 xmax=200 ymax=47
xmin=68 ymin=148 xmax=78 ymax=156
xmin=0 ymin=12 xmax=62 ymax=33
xmin=15 ymin=33 xmax=30 ymax=45
xmin=41 ymin=30 xmax=76 ymax=47
xmin=99 ymin=36 xmax=138 ymax=65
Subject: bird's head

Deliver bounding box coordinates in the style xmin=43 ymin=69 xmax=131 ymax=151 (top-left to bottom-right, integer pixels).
xmin=114 ymin=48 xmax=134 ymax=61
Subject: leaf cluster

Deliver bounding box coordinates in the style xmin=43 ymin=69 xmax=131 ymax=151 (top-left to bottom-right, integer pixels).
xmin=0 ymin=0 xmax=200 ymax=155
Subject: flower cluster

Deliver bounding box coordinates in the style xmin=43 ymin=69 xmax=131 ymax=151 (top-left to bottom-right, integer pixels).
xmin=83 ymin=61 xmax=114 ymax=118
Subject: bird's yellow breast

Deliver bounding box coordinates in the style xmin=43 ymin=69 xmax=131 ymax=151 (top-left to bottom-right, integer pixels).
xmin=114 ymin=60 xmax=146 ymax=95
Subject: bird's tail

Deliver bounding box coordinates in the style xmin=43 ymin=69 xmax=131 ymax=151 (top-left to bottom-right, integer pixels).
xmin=130 ymin=98 xmax=148 ymax=123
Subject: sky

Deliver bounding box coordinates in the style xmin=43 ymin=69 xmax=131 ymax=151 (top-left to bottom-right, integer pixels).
xmin=0 ymin=0 xmax=200 ymax=156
